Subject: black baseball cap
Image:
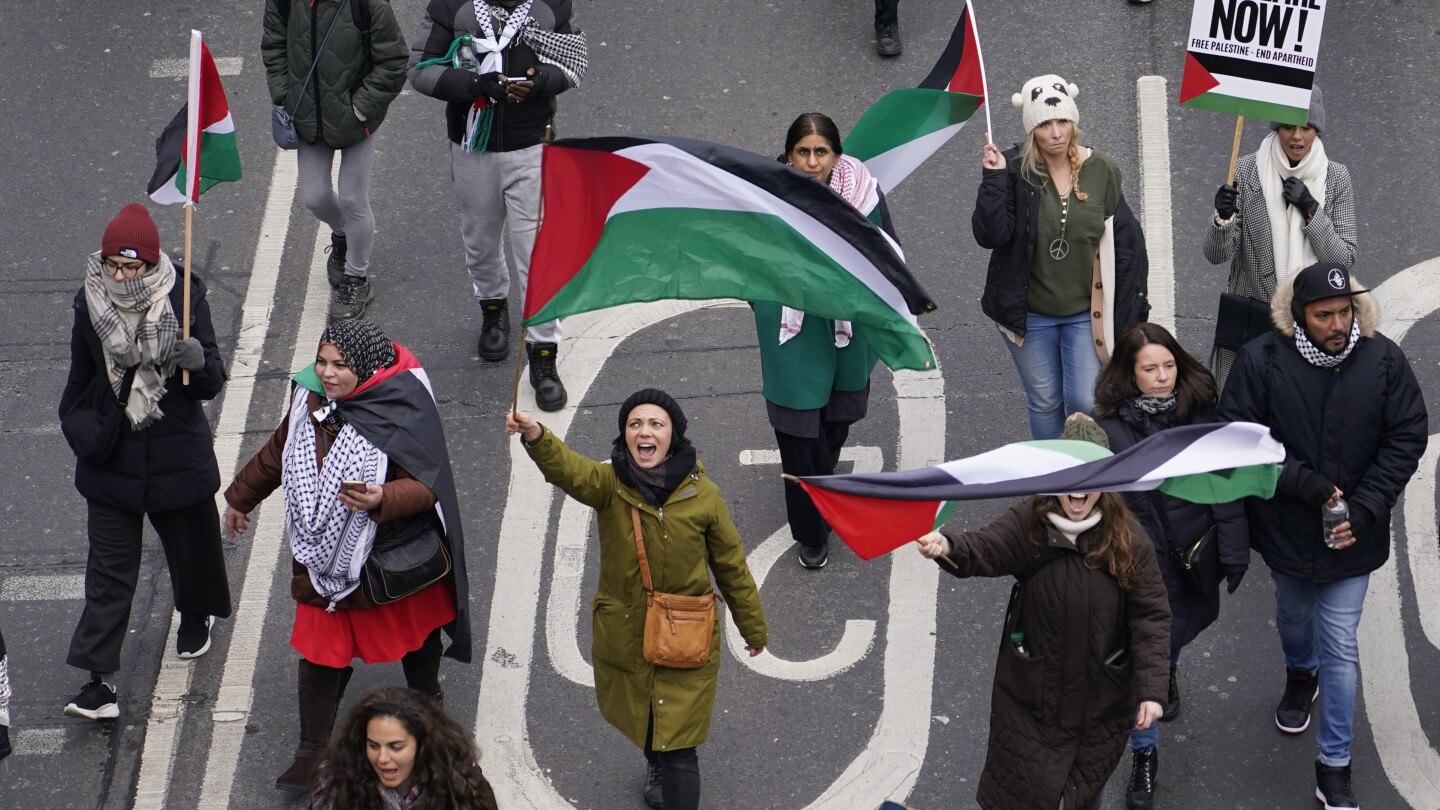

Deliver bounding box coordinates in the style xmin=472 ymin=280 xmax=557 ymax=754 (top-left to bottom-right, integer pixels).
xmin=1292 ymin=263 xmax=1370 ymax=309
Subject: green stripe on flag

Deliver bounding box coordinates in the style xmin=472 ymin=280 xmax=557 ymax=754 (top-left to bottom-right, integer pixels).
xmin=1182 ymin=92 xmax=1308 ymax=126
xmin=844 ymin=88 xmax=983 ymax=163
xmin=1159 ymin=463 xmax=1281 ymax=504
xmin=1022 ymin=439 xmax=1115 ymax=463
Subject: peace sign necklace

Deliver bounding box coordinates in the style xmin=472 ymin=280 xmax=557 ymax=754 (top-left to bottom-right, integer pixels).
xmin=1049 ymin=184 xmax=1071 ymax=261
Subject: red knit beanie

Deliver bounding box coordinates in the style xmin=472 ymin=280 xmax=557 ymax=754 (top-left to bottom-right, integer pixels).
xmin=102 ymin=203 xmax=161 ymax=266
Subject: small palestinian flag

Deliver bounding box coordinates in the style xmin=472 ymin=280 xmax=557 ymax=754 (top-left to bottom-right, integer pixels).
xmin=148 ymin=31 xmax=241 ymax=205
xmin=1179 ymin=52 xmax=1313 ymax=125
xmin=1178 ymin=0 xmax=1326 ymax=125
xmin=524 ymin=136 xmax=938 ymax=371
xmin=797 ymin=422 xmax=1285 ymax=560
xmin=844 ymin=0 xmax=988 ymax=193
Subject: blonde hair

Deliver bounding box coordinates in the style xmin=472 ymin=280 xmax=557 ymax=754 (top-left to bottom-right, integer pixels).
xmin=1017 ymin=122 xmax=1089 ymax=201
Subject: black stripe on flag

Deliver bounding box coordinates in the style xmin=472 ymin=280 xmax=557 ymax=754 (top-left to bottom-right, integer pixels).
xmin=919 ymin=7 xmax=970 ymax=91
xmin=1192 ymin=51 xmax=1312 ymax=90
xmin=147 ymin=105 xmax=187 ymax=195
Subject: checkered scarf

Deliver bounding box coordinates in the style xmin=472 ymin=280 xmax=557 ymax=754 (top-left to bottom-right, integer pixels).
xmin=478 ymin=0 xmax=588 ymax=86
xmin=778 ymin=157 xmax=873 ymax=349
xmin=83 ymin=252 xmax=181 ymax=428
xmin=282 ymin=386 xmax=390 ymax=610
xmin=1295 ymin=316 xmax=1360 ymax=368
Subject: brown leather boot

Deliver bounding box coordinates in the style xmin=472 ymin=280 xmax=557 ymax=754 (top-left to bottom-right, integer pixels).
xmin=275 ymin=660 xmax=352 ymax=793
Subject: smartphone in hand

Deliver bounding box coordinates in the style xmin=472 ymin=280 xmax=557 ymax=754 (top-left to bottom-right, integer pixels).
xmin=340 ymin=480 xmax=367 ymax=493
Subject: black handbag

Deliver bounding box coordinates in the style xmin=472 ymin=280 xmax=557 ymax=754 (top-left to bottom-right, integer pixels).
xmin=360 ymin=511 xmax=452 ymax=605
xmin=272 ymin=2 xmax=347 ymax=149
xmin=1151 ymin=492 xmax=1222 ymax=595
xmin=60 ymin=365 xmax=138 ymax=464
xmin=1212 ymin=292 xmax=1274 ymax=353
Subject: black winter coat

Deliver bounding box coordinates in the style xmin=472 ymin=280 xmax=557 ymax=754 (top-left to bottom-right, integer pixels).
xmin=1096 ymin=404 xmax=1249 ymax=650
xmin=971 ymin=146 xmax=1150 ymax=341
xmin=939 ymin=500 xmax=1171 ymax=810
xmin=60 ymin=273 xmax=227 ymax=514
xmin=1218 ymin=282 xmax=1427 ymax=582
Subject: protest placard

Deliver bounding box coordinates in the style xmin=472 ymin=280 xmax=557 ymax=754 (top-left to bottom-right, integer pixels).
xmin=1179 ymin=0 xmax=1327 ymax=125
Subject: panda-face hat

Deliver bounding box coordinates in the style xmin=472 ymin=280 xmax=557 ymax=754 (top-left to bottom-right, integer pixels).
xmin=1012 ymin=74 xmax=1080 ymax=134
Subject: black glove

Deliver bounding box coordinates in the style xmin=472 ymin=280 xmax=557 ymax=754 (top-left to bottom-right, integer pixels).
xmin=171 ymin=337 xmax=206 ymax=371
xmin=1347 ymin=503 xmax=1373 ymax=538
xmin=1282 ymin=177 xmax=1319 ymax=217
xmin=1294 ymin=466 xmax=1337 ymax=506
xmin=1214 ymin=184 xmax=1239 ymax=220
xmin=525 ymin=66 xmax=551 ymax=95
xmin=474 ymin=72 xmax=507 ymax=104
xmin=1224 ymin=564 xmax=1247 ymax=594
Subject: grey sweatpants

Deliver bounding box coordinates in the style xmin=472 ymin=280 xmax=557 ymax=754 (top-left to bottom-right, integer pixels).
xmin=297 ymin=135 xmax=378 ymax=277
xmin=450 ymin=142 xmax=561 ymax=344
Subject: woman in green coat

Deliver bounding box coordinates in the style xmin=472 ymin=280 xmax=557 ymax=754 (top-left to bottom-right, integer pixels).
xmin=507 ymin=389 xmax=768 ymax=810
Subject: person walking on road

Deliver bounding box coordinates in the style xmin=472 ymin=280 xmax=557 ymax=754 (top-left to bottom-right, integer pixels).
xmin=1218 ymin=263 xmax=1427 ymax=810
xmin=762 ymin=113 xmax=893 ymax=570
xmin=311 ymin=686 xmax=497 ymax=810
xmin=1092 ymin=323 xmax=1250 ymax=810
xmin=1204 ymin=87 xmax=1356 ymax=390
xmin=916 ymin=414 xmax=1172 ymax=810
xmin=58 ymin=203 xmax=232 ymax=721
xmin=506 ymin=389 xmax=768 ymax=810
xmin=409 ymin=0 xmax=588 ymax=412
xmin=224 ymin=319 xmax=473 ymax=794
xmin=262 ymin=0 xmax=410 ymax=321
xmin=972 ymin=74 xmax=1150 ymax=440
xmin=873 ymin=0 xmax=902 ymax=57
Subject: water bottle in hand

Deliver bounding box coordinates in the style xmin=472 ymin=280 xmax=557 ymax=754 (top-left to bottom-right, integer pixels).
xmin=1321 ymin=498 xmax=1349 ymax=548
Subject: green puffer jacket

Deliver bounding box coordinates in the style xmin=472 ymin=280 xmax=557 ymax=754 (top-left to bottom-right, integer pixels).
xmin=261 ymin=0 xmax=409 ymax=149
xmin=524 ymin=428 xmax=768 ymax=752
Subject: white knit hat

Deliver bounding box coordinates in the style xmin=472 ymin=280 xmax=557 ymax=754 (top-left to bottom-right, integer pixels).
xmin=1012 ymin=74 xmax=1080 ymax=134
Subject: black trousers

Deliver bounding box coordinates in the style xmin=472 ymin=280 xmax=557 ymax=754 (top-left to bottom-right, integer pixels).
xmin=67 ymin=498 xmax=232 ymax=673
xmin=775 ymin=421 xmax=851 ymax=548
xmin=875 ymin=0 xmax=900 ymax=26
xmin=644 ymin=715 xmax=700 ymax=810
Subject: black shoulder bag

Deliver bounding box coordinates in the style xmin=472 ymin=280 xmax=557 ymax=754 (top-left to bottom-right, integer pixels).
xmin=360 ymin=510 xmax=452 ymax=604
xmin=1213 ymin=292 xmax=1274 ymax=354
xmin=61 ymin=364 xmax=139 ymax=464
xmin=1150 ymin=491 xmax=1221 ymax=595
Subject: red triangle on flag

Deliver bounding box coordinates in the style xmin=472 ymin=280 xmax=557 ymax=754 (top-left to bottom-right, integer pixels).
xmin=1179 ymin=53 xmax=1221 ymax=105
xmin=947 ymin=6 xmax=985 ymax=97
xmin=526 ymin=145 xmax=650 ymax=320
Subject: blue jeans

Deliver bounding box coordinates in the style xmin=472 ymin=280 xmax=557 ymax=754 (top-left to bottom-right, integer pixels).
xmin=1272 ymin=570 xmax=1370 ymax=766
xmin=1001 ymin=310 xmax=1103 ymax=440
xmin=1130 ymin=648 xmax=1182 ymax=751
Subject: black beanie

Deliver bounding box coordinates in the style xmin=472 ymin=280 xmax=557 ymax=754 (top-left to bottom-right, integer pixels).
xmin=617 ymin=388 xmax=687 ymax=442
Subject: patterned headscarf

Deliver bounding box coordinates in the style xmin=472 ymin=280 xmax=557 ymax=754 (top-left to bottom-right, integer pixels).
xmin=319 ymin=320 xmax=395 ymax=384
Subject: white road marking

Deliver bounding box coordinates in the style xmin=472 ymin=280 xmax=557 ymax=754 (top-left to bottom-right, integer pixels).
xmin=149 ymin=57 xmax=243 ymax=78
xmin=0 ymin=575 xmax=85 ymax=601
xmin=13 ymin=728 xmax=68 ymax=756
xmin=130 ymin=150 xmax=301 ymax=810
xmin=1137 ymin=76 xmax=1176 ymax=335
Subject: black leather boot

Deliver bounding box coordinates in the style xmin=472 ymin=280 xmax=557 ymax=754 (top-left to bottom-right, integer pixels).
xmin=275 ymin=660 xmax=352 ymax=793
xmin=477 ymin=299 xmax=510 ymax=362
xmin=1125 ymin=745 xmax=1157 ymax=809
xmin=527 ymin=342 xmax=568 ymax=412
xmin=326 ymin=232 xmax=347 ymax=289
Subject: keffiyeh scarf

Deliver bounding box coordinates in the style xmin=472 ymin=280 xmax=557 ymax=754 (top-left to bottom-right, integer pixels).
xmin=1295 ymin=317 xmax=1360 ymax=368
xmin=282 ymin=386 xmax=389 ymax=610
xmin=779 ymin=156 xmax=876 ymax=348
xmin=1257 ymin=131 xmax=1328 ymax=285
xmin=83 ymin=252 xmax=181 ymax=428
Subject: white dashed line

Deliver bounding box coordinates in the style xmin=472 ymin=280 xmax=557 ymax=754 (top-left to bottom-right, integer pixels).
xmin=149 ymin=57 xmax=243 ymax=78
xmin=1136 ymin=76 xmax=1176 ymax=334
xmin=0 ymin=575 xmax=85 ymax=601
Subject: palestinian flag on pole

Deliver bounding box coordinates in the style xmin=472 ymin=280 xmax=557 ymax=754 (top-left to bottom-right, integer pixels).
xmin=148 ymin=30 xmax=241 ymax=205
xmin=524 ymin=136 xmax=938 ymax=371
xmin=797 ymin=422 xmax=1285 ymax=560
xmin=1178 ymin=0 xmax=1326 ymax=125
xmin=844 ymin=0 xmax=989 ymax=194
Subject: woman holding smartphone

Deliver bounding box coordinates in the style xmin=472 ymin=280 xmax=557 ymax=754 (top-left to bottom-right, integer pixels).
xmin=224 ymin=319 xmax=471 ymax=794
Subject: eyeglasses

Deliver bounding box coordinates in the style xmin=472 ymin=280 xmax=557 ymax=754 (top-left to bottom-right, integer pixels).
xmin=102 ymin=258 xmax=148 ymax=279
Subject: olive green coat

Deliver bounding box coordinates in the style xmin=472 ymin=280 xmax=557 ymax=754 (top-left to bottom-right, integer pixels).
xmin=525 ymin=428 xmax=768 ymax=751
xmin=261 ymin=0 xmax=409 ymax=149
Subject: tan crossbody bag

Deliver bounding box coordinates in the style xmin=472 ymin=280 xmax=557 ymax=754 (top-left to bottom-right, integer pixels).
xmin=631 ymin=506 xmax=722 ymax=670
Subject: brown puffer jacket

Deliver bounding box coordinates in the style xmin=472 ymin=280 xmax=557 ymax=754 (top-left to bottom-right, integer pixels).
xmin=938 ymin=498 xmax=1171 ymax=810
xmin=225 ymin=390 xmax=437 ymax=610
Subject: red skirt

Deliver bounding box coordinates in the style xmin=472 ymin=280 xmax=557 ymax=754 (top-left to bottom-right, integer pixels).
xmin=291 ymin=580 xmax=457 ymax=668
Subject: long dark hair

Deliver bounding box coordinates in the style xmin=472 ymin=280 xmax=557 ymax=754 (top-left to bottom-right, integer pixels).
xmin=313 ymin=687 xmax=491 ymax=810
xmin=1093 ymin=323 xmax=1216 ymax=422
xmin=777 ymin=112 xmax=843 ymax=163
xmin=1029 ymin=492 xmax=1141 ymax=591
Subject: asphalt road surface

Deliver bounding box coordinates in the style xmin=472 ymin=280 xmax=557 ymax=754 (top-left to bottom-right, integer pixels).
xmin=2 ymin=1 xmax=1439 ymax=808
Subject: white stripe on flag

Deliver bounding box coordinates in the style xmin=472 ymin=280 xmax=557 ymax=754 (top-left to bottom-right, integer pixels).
xmin=937 ymin=442 xmax=1098 ymax=485
xmin=203 ymin=113 xmax=236 ymax=135
xmin=1210 ymin=73 xmax=1310 ymax=112
xmin=1132 ymin=422 xmax=1285 ymax=481
xmin=865 ymin=121 xmax=968 ymax=195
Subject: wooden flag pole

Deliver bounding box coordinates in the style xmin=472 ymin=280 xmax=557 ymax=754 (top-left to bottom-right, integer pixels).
xmin=182 ymin=203 xmax=193 ymax=386
xmin=1226 ymin=116 xmax=1246 ymax=186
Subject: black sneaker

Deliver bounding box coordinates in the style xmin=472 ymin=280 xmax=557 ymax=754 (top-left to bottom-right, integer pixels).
xmin=1124 ymin=746 xmax=1157 ymax=810
xmin=797 ymin=543 xmax=829 ymax=569
xmin=527 ymin=342 xmax=568 ymax=412
xmin=1276 ymin=667 xmax=1319 ymax=734
xmin=477 ymin=299 xmax=510 ymax=362
xmin=329 ymin=275 xmax=374 ymax=321
xmin=325 ymin=231 xmax=348 ymax=289
xmin=875 ymin=22 xmax=902 ymax=57
xmin=177 ymin=614 xmax=213 ymax=659
xmin=64 ymin=679 xmax=118 ymax=721
xmin=1315 ymin=761 xmax=1358 ymax=809
xmin=1161 ymin=663 xmax=1180 ymax=721
xmin=643 ymin=761 xmax=663 ymax=809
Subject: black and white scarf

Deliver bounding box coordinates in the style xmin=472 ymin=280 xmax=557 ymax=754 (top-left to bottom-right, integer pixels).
xmin=1295 ymin=317 xmax=1360 ymax=368
xmin=83 ymin=252 xmax=181 ymax=427
xmin=1131 ymin=393 xmax=1177 ymax=415
xmin=473 ymin=0 xmax=588 ymax=86
xmin=282 ymin=387 xmax=389 ymax=610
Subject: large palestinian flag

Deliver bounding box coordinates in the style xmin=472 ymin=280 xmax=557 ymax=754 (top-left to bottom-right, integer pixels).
xmin=524 ymin=136 xmax=938 ymax=371
xmin=797 ymin=422 xmax=1285 ymax=560
xmin=148 ymin=31 xmax=241 ymax=205
xmin=1178 ymin=0 xmax=1326 ymax=125
xmin=844 ymin=0 xmax=988 ymax=193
